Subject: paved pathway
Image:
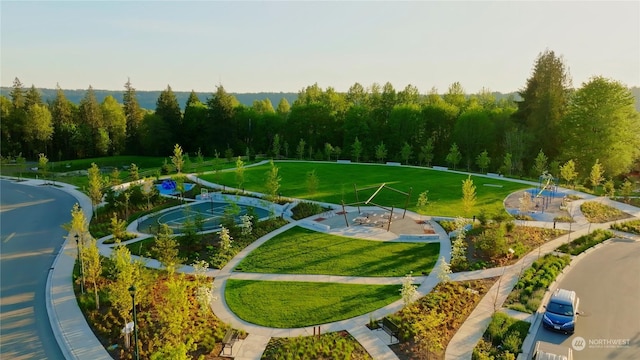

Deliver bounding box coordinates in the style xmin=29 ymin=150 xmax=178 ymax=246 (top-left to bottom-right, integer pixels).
xmin=7 ymin=171 xmax=639 ymax=360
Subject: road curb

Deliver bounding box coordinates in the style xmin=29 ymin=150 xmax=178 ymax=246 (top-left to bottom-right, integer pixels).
xmin=518 ymin=235 xmax=624 ymax=359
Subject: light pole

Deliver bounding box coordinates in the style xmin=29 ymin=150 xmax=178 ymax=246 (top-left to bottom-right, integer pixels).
xmin=75 ymin=234 xmax=85 ymax=294
xmin=128 ymin=285 xmax=139 ymax=360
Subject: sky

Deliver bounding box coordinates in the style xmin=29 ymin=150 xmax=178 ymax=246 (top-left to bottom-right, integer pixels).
xmin=1 ymin=1 xmax=638 ymax=94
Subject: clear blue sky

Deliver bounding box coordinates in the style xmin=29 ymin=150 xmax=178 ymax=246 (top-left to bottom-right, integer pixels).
xmin=1 ymin=1 xmax=638 ymax=94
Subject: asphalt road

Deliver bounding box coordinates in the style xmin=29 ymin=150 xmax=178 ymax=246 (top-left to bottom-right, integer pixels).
xmin=532 ymin=238 xmax=640 ymax=359
xmin=0 ymin=180 xmax=77 ymax=360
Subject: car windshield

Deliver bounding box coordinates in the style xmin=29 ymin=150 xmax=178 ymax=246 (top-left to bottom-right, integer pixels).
xmin=547 ymin=301 xmax=574 ymax=316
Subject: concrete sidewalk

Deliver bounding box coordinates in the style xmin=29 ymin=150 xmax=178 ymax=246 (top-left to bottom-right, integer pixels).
xmin=6 ymin=172 xmax=638 ymax=360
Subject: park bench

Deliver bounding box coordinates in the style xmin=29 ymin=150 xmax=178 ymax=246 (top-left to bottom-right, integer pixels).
xmin=221 ymin=328 xmax=238 ymax=356
xmin=381 ymin=317 xmax=400 ymax=344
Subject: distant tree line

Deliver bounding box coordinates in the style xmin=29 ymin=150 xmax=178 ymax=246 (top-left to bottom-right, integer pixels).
xmin=2 ymin=50 xmax=639 ymax=182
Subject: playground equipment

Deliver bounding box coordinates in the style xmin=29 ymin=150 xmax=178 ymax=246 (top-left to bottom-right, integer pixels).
xmin=531 ymin=172 xmax=559 ymax=212
xmin=339 ymin=183 xmax=412 ymax=232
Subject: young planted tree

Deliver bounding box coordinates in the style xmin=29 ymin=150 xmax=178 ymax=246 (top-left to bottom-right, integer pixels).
xmin=16 ymin=153 xmax=26 ymax=179
xmin=109 ymin=167 xmax=121 ymax=186
xmin=589 ymin=159 xmax=604 ymax=192
xmin=603 ymin=179 xmax=615 ymax=198
xmin=324 ymin=142 xmax=334 ymax=161
xmin=400 ymin=142 xmax=412 ymax=165
xmin=154 ymin=273 xmax=192 ymax=356
xmin=560 ymin=159 xmax=578 ymax=188
xmin=235 ymin=156 xmax=245 ymax=189
xmin=296 ymin=138 xmax=306 ymax=160
xmin=272 ymin=134 xmax=281 ymax=159
xmin=461 ymin=176 xmax=476 ymax=217
xmin=306 ymin=169 xmax=319 ymax=196
xmin=420 ymin=137 xmax=435 ymax=167
xmin=83 ymin=237 xmax=102 ymax=310
xmin=265 ymin=159 xmax=281 ymax=201
xmin=171 ymin=144 xmax=184 ymax=174
xmin=152 ymin=224 xmax=181 ymax=273
xmin=416 ymin=190 xmax=429 ymax=223
xmin=129 ymin=163 xmax=139 ymax=181
xmin=109 ymin=213 xmax=127 ymax=242
xmin=532 ymin=149 xmax=548 ymax=177
xmin=446 ymin=143 xmax=462 ymax=170
xmin=108 ymin=245 xmax=142 ymax=327
xmin=38 ymin=153 xmax=49 ymax=182
xmin=501 ymin=152 xmax=513 ymax=176
xmin=412 ymin=310 xmax=446 ymax=359
xmin=475 ymin=150 xmax=491 ymax=173
xmin=375 ymin=141 xmax=387 ymax=163
xmin=88 ymin=163 xmax=104 ymax=219
xmin=400 ymin=272 xmax=418 ymax=309
xmin=619 ymin=179 xmax=634 ymax=203
xmin=351 ymin=137 xmax=363 ymax=162
xmin=451 ymin=217 xmax=469 ymax=271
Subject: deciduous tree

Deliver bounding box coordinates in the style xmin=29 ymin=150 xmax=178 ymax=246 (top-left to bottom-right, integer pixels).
xmin=589 ymin=159 xmax=604 ymax=192
xmin=446 ymin=143 xmax=462 ymax=170
xmin=559 ymin=159 xmax=578 ymax=188
xmin=462 ymin=176 xmax=476 ymax=217
xmin=476 ymin=150 xmax=491 ymax=173
xmin=561 ymin=76 xmax=640 ymax=177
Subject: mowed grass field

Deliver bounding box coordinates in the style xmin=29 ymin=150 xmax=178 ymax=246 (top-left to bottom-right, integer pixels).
xmin=201 ymin=161 xmax=528 ymax=217
xmin=224 ymin=280 xmax=402 ymax=328
xmin=236 ymin=226 xmax=440 ymax=277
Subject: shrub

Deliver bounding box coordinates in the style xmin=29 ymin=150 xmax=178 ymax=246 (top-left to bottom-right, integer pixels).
xmin=557 ymin=229 xmax=614 ymax=255
xmin=580 ymin=201 xmax=627 ymax=223
xmin=291 ymin=201 xmax=327 ymax=220
xmin=611 ymin=219 xmax=640 ymax=235
xmin=474 ymin=312 xmax=530 ymax=359
xmin=438 ymin=220 xmax=457 ymax=233
xmin=505 ymin=254 xmax=571 ymax=313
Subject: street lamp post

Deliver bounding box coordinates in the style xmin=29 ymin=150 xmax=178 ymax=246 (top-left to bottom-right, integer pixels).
xmin=128 ymin=285 xmax=139 ymax=360
xmin=74 ymin=234 xmax=85 ymax=294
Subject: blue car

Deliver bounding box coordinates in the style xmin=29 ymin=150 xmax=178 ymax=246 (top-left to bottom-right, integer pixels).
xmin=542 ymin=288 xmax=579 ymax=335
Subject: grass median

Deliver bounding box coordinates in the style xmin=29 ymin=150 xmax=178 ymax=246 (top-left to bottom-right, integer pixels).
xmin=236 ymin=226 xmax=440 ymax=277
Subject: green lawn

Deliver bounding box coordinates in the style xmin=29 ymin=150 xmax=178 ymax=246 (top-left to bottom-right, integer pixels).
xmin=225 ymin=280 xmax=401 ymax=328
xmin=201 ymin=162 xmax=527 ymax=217
xmin=236 ymin=226 xmax=440 ymax=277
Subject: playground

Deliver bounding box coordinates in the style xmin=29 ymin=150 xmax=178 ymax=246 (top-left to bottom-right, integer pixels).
xmin=137 ymin=200 xmax=271 ymax=234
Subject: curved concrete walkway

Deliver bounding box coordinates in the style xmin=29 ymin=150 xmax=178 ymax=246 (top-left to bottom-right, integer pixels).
xmin=8 ymin=166 xmax=639 ymax=360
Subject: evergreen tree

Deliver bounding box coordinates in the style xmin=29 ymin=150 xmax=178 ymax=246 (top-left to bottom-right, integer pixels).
xmin=50 ymin=84 xmax=76 ymax=160
xmin=78 ymin=86 xmax=105 ymax=156
xmin=123 ymin=78 xmax=144 ymax=154
xmin=206 ymin=85 xmax=239 ymax=155
xmin=155 ymin=85 xmax=183 ymax=149
xmin=514 ymin=50 xmax=572 ymax=162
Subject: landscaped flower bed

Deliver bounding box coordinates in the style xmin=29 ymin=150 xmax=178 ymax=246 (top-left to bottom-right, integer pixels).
xmin=388 ymin=278 xmax=497 ymax=359
xmin=261 ymin=331 xmax=372 ymax=360
xmin=611 ymin=219 xmax=640 ymax=235
xmin=504 ymin=254 xmax=571 ymax=313
xmin=556 ymin=229 xmax=615 ymax=255
xmin=473 ymin=312 xmax=531 ymax=360
xmin=580 ymin=201 xmax=629 ymax=223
